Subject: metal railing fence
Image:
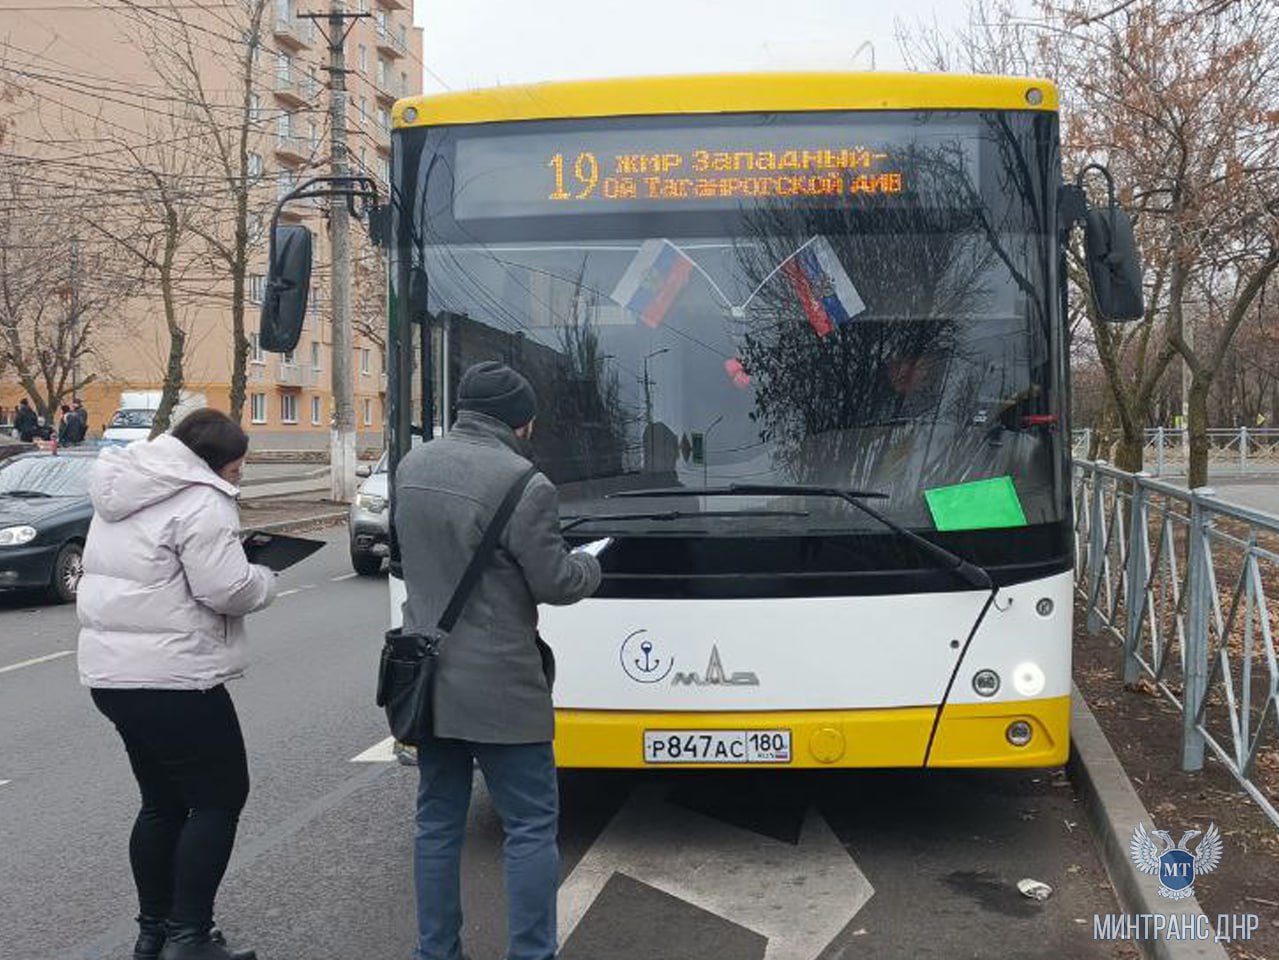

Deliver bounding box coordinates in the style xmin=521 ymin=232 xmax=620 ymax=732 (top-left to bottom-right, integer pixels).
xmin=1074 ymin=459 xmax=1279 ymax=827
xmin=1074 ymin=427 xmax=1279 ymax=478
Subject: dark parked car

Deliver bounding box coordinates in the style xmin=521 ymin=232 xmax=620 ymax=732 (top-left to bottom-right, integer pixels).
xmin=0 ymin=450 xmax=96 ymax=602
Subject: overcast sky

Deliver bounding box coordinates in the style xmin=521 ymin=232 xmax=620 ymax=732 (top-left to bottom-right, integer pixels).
xmin=409 ymin=0 xmax=1029 ymax=94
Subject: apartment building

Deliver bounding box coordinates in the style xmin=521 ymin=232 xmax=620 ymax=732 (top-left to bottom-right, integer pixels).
xmin=0 ymin=0 xmax=423 ymax=450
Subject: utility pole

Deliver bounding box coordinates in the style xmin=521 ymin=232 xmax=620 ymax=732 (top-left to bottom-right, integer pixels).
xmin=317 ymin=0 xmax=365 ymax=501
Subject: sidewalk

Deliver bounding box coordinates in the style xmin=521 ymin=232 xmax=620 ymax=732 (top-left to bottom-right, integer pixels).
xmin=1073 ymin=604 xmax=1279 ymax=960
xmin=240 ymin=462 xmax=331 ymax=500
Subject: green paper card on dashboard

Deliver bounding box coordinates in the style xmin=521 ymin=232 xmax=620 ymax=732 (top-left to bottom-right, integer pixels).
xmin=924 ymin=476 xmax=1028 ymax=531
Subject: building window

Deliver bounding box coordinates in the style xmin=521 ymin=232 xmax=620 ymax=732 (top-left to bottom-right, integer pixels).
xmin=276 ymin=51 xmax=292 ymax=82
xmin=377 ymin=58 xmax=388 ymax=89
xmin=277 ymin=112 xmax=292 ymax=139
xmin=308 ymin=121 xmax=319 ymax=152
xmin=248 ymin=274 xmax=266 ymax=304
xmin=310 ymin=395 xmax=322 ymax=425
xmin=360 ymin=347 xmax=370 ymax=375
xmin=310 ymin=341 xmax=322 ymax=370
xmin=250 ymin=93 xmax=262 ymax=123
xmin=400 ymin=71 xmax=408 ymax=96
xmin=278 ymin=169 xmax=296 ymax=200
xmin=363 ymin=398 xmax=373 ymax=426
xmin=358 ymin=44 xmax=367 ymax=72
xmin=281 ymin=393 xmax=298 ymax=424
xmin=358 ymin=96 xmax=368 ymax=125
xmin=247 ymin=152 xmax=263 ymax=179
xmin=282 ymin=347 xmax=296 ymax=364
xmin=250 ymin=393 xmax=267 ymax=423
xmin=376 ymin=106 xmax=388 ymax=131
xmin=309 ymin=286 xmax=325 ymax=317
xmin=249 ymin=332 xmax=265 ymax=363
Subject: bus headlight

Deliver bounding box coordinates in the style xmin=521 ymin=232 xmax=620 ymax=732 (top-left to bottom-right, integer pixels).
xmin=1006 ymin=720 xmax=1034 ymax=746
xmin=1012 ymin=662 xmax=1046 ymax=697
xmin=972 ymin=669 xmax=1000 ymax=697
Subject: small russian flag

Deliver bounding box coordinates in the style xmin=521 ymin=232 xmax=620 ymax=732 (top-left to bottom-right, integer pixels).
xmin=781 ymin=237 xmax=866 ymax=337
xmin=612 ymin=240 xmax=695 ymax=328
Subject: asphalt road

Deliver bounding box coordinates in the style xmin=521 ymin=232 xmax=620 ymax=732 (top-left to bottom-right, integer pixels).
xmin=0 ymin=530 xmax=1134 ymax=960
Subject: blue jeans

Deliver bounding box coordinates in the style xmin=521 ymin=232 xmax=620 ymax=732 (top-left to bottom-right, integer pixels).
xmin=414 ymin=739 xmax=559 ymax=960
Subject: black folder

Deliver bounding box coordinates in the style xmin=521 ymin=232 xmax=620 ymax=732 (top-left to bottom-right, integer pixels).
xmin=241 ymin=531 xmax=326 ymax=572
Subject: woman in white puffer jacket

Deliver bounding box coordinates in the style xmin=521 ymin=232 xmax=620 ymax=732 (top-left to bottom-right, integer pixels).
xmin=77 ymin=409 xmax=275 ymax=960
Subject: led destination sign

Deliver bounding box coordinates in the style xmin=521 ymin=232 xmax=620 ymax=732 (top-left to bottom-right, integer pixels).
xmin=451 ymin=119 xmax=979 ymax=221
xmin=546 ymin=148 xmax=903 ymax=204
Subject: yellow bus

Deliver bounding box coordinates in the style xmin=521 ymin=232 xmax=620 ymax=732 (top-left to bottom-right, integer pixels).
xmin=264 ymin=71 xmax=1143 ymax=768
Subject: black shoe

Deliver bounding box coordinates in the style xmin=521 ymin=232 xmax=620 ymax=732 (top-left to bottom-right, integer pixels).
xmin=158 ymin=921 xmax=257 ymax=960
xmin=133 ymin=914 xmax=167 ymax=960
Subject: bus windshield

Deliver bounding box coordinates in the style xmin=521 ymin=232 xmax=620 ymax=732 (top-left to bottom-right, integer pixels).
xmin=410 ymin=109 xmax=1064 ymax=537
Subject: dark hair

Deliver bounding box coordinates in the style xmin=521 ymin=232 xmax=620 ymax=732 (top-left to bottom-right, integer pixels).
xmin=18 ymin=398 xmax=29 ymax=407
xmin=171 ymin=408 xmax=249 ymax=472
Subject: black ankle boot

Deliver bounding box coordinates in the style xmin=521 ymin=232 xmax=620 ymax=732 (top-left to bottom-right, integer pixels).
xmin=133 ymin=914 xmax=167 ymax=960
xmin=158 ymin=921 xmax=257 ymax=960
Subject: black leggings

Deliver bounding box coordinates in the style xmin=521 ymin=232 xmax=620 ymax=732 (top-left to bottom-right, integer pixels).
xmin=91 ymin=686 xmax=250 ymax=926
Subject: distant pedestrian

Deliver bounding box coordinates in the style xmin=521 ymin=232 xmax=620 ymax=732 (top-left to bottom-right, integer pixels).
xmin=77 ymin=409 xmax=276 ymax=960
xmin=67 ymin=399 xmax=88 ymax=444
xmin=57 ymin=404 xmax=73 ymax=445
xmin=14 ymin=398 xmax=37 ymax=442
xmin=394 ymin=361 xmax=602 ymax=960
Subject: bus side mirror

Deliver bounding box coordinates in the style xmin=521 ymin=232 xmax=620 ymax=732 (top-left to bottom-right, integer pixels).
xmin=1075 ymin=163 xmax=1144 ymax=322
xmin=1084 ymin=205 xmax=1144 ymax=321
xmin=260 ymin=225 xmax=313 ymax=352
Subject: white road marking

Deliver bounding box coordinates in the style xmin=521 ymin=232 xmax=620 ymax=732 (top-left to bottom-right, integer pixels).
xmin=0 ymin=780 xmax=11 ymax=787
xmin=277 ymin=584 xmax=317 ymax=598
xmin=350 ymin=736 xmax=397 ymax=763
xmin=558 ymin=785 xmax=873 ymax=960
xmin=0 ymin=650 xmax=74 ymax=675
xmin=331 ymin=573 xmax=358 ymax=582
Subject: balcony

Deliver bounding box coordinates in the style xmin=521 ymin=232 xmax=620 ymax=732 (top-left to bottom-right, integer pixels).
xmin=272 ymin=73 xmax=312 ymax=107
xmin=375 ymin=23 xmax=406 ymax=59
xmin=248 ymin=363 xmax=266 ymax=384
xmin=274 ymin=134 xmax=310 ymax=164
xmin=272 ymin=11 xmax=315 ymax=49
xmin=275 ymin=362 xmax=318 ymax=388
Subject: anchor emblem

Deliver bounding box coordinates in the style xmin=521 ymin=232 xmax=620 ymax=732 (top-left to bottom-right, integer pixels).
xmin=620 ymin=630 xmax=674 ymax=684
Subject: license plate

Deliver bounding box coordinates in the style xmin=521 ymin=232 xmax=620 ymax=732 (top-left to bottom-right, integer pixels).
xmin=643 ymin=729 xmax=792 ymax=764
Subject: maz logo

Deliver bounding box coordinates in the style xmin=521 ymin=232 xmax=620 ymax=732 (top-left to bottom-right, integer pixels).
xmin=671 ymin=645 xmax=759 ymax=687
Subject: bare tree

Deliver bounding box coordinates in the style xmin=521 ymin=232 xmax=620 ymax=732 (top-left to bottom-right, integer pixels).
xmin=900 ymin=0 xmax=1279 ymax=484
xmin=90 ymin=125 xmax=212 ymax=437
xmin=0 ymin=166 xmax=134 ymax=419
xmin=117 ymin=0 xmax=274 ymax=425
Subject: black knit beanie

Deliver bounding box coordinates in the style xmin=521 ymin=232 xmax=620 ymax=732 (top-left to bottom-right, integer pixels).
xmin=456 ymin=361 xmax=537 ymax=428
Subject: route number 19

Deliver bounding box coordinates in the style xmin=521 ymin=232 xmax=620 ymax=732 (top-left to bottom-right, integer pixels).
xmin=549 ymin=152 xmax=600 ymax=200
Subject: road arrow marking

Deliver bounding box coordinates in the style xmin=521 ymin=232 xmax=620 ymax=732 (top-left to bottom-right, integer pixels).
xmin=0 ymin=780 xmax=11 ymax=788
xmin=558 ymin=785 xmax=873 ymax=960
xmin=350 ymin=737 xmax=397 ymax=763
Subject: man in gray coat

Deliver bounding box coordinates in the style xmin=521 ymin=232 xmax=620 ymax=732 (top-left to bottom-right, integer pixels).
xmin=394 ymin=360 xmax=602 ymax=960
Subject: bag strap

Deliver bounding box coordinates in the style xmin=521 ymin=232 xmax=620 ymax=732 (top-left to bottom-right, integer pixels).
xmin=436 ymin=464 xmax=538 ymax=635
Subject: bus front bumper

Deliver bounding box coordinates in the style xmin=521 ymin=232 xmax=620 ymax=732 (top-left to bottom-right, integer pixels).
xmin=552 ymin=695 xmax=1070 ymax=769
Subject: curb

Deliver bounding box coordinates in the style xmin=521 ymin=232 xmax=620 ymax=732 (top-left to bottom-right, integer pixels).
xmin=1068 ymin=682 xmax=1228 ymax=960
xmin=247 ymin=510 xmax=349 ymax=534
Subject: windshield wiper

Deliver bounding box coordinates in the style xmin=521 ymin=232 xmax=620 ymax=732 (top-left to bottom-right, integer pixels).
xmin=611 ymin=483 xmax=990 ymax=590
xmin=561 ymin=508 xmax=809 ymax=534
xmin=0 ymin=489 xmax=54 ymax=498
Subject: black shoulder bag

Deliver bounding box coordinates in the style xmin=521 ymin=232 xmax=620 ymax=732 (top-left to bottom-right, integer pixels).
xmin=376 ymin=465 xmax=538 ymax=746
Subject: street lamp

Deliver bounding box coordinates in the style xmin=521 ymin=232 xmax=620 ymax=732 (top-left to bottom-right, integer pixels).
xmin=641 ymin=347 xmax=670 ymax=430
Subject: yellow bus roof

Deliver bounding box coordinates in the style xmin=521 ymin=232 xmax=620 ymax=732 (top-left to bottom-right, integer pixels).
xmin=393 ymin=72 xmax=1058 ymax=130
